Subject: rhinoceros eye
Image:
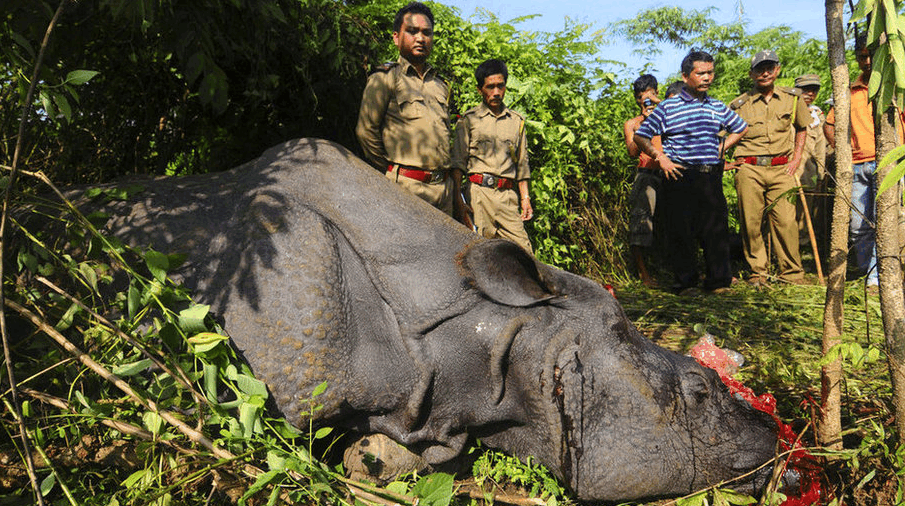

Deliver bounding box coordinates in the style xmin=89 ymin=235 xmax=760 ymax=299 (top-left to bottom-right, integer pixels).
xmin=682 ymin=371 xmax=711 ymax=405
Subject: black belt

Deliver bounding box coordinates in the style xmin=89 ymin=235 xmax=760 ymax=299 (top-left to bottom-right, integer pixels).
xmin=683 ymin=162 xmax=724 ymax=174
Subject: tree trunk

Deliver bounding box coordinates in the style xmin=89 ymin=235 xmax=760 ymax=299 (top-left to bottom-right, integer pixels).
xmin=820 ymin=0 xmax=850 ymax=450
xmin=875 ymin=106 xmax=905 ymax=442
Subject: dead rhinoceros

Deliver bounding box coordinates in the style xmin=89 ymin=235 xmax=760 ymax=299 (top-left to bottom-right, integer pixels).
xmin=67 ymin=138 xmax=778 ymax=501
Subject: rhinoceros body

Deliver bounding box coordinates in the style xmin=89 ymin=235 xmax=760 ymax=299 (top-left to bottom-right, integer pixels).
xmin=71 ymin=138 xmax=777 ymax=501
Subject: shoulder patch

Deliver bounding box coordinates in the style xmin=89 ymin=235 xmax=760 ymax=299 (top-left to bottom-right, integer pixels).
xmin=370 ymin=62 xmax=397 ymax=74
xmin=730 ymin=94 xmax=749 ymax=110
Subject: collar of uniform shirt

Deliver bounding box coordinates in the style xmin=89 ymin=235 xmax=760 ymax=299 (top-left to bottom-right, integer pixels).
xmin=477 ymin=101 xmax=510 ymax=118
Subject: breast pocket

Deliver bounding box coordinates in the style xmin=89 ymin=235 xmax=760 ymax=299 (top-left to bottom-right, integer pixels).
xmin=773 ymin=108 xmax=793 ymax=129
xmin=472 ymin=134 xmax=494 ymax=155
xmin=396 ymin=87 xmax=426 ymax=119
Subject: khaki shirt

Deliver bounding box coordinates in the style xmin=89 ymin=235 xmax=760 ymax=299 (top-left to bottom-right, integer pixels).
xmin=356 ymin=57 xmax=451 ymax=170
xmin=731 ymin=86 xmax=810 ymax=157
xmin=451 ymin=102 xmax=530 ymax=181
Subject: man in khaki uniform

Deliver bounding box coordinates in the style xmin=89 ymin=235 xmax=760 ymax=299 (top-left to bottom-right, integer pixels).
xmin=794 ymin=74 xmax=828 ymax=246
xmin=451 ymin=59 xmax=533 ymax=253
xmin=730 ymin=50 xmax=810 ymax=286
xmin=356 ymin=2 xmax=460 ymax=217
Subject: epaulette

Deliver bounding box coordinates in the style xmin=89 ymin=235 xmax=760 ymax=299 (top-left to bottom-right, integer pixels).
xmin=370 ymin=62 xmax=398 ymax=74
xmin=461 ymin=107 xmax=479 ymax=117
xmin=508 ymin=109 xmax=525 ymax=121
xmin=778 ymin=86 xmax=802 ymax=96
xmin=729 ymin=92 xmax=751 ymax=110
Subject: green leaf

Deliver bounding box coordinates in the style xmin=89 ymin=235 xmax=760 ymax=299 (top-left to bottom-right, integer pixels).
xmin=39 ymin=89 xmax=54 ymax=119
xmin=54 ymin=301 xmax=80 ymax=331
xmin=411 ymin=473 xmax=455 ymax=506
xmin=39 ymin=472 xmax=56 ymax=497
xmin=877 ymin=147 xmax=905 ymax=195
xmin=52 ymin=92 xmax=72 ymax=123
xmin=856 ymin=468 xmax=877 ymax=489
xmin=203 ymin=362 xmax=218 ymax=401
xmin=10 ymin=30 xmax=34 ymax=58
xmin=17 ymin=250 xmax=38 ymax=273
xmin=127 ymin=281 xmax=141 ymax=319
xmin=715 ymin=488 xmax=756 ymax=504
xmin=314 ymin=427 xmax=333 ymax=440
xmin=239 ymin=399 xmax=263 ymax=438
xmin=237 ymin=374 xmax=269 ymax=398
xmin=142 ymin=411 xmax=164 ymax=436
xmin=144 ymin=249 xmax=170 ymax=283
xmin=240 ymin=469 xmax=281 ymax=503
xmin=266 ymin=450 xmax=287 ymax=471
xmin=113 ymin=358 xmax=154 ymax=376
xmin=311 ymin=381 xmax=328 ymax=397
xmin=79 ymin=262 xmax=98 ymax=291
xmin=386 ymin=481 xmax=411 ymax=496
xmin=65 ymin=69 xmax=100 ymax=86
xmin=74 ymin=390 xmax=93 ymax=412
xmin=188 ymin=331 xmax=228 ymax=354
xmin=676 ymin=491 xmax=708 ymax=506
xmin=179 ymin=305 xmax=210 ymax=335
xmin=122 ymin=468 xmax=149 ymax=488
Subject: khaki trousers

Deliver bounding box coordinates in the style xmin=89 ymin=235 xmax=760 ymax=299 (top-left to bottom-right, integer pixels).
xmin=735 ymin=162 xmax=803 ymax=281
xmin=386 ymin=170 xmax=454 ymax=216
xmin=469 ymin=184 xmax=533 ymax=254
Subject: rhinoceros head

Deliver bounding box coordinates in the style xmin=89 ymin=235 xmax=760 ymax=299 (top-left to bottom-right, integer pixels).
xmin=459 ymin=240 xmax=778 ymax=501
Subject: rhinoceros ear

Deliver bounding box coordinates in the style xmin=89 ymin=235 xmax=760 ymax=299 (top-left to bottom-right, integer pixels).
xmin=460 ymin=239 xmax=555 ymax=306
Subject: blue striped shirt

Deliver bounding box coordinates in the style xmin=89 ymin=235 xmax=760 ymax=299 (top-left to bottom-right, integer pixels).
xmin=635 ymin=89 xmax=747 ymax=165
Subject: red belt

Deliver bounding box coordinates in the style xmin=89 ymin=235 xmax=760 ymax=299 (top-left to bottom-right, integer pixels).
xmin=468 ymin=173 xmax=514 ymax=189
xmin=737 ymin=155 xmax=789 ymax=166
xmin=387 ymin=164 xmax=448 ymax=183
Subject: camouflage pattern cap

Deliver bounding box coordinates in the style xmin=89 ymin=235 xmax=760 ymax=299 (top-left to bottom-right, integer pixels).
xmin=750 ymin=50 xmax=779 ymax=68
xmin=794 ymin=74 xmax=821 ymax=88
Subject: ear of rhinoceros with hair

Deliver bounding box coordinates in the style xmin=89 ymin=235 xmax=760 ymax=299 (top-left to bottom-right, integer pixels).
xmin=54 ymin=138 xmax=780 ymax=503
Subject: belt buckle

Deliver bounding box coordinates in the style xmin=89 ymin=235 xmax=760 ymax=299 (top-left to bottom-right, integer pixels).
xmin=484 ymin=175 xmax=496 ymax=187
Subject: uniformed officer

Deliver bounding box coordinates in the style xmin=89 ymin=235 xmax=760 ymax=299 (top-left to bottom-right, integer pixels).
xmin=730 ymin=50 xmax=810 ymax=286
xmin=793 ymin=73 xmax=828 ymax=246
xmin=355 ymin=2 xmax=462 ymax=219
xmin=451 ymin=59 xmax=533 ymax=253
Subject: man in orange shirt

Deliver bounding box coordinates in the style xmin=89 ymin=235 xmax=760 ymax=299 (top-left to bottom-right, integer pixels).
xmin=824 ymin=37 xmax=904 ymax=289
xmin=623 ymin=75 xmax=661 ymax=286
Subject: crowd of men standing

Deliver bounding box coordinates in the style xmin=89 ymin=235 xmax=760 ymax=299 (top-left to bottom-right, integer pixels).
xmin=625 ymin=38 xmax=898 ymax=295
xmin=356 ymin=2 xmax=894 ymax=295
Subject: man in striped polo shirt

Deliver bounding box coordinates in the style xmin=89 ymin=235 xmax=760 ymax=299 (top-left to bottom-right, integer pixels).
xmin=633 ymin=51 xmax=748 ymax=294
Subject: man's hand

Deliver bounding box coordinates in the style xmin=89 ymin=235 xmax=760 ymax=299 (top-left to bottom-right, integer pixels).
xmin=455 ymin=193 xmax=474 ymax=229
xmin=724 ymin=159 xmax=742 ymax=171
xmin=784 ymin=160 xmax=800 ymax=176
xmin=520 ymin=197 xmax=533 ymax=221
xmin=657 ymin=153 xmax=684 ymax=180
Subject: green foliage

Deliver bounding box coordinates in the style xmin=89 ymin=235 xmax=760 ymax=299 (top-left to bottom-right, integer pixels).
xmin=4 ymin=182 xmax=350 ymax=504
xmin=1 ymin=0 xmax=381 ymax=183
xmin=470 ymin=446 xmax=568 ymax=502
xmin=609 ymin=8 xmax=832 ymax=107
